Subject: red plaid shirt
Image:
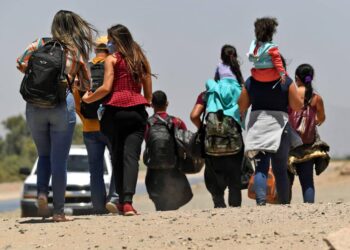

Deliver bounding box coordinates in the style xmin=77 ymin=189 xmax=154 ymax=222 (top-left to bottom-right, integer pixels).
xmin=104 ymin=52 xmax=148 ymax=107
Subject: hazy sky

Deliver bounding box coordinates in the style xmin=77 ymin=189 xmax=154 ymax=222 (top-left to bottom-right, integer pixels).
xmin=1 ymin=0 xmax=349 ymax=157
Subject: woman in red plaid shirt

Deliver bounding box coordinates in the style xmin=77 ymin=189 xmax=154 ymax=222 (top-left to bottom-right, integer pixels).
xmin=83 ymin=24 xmax=152 ymax=216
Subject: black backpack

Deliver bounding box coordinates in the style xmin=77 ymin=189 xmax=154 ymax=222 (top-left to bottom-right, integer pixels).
xmin=143 ymin=114 xmax=177 ymax=170
xmin=80 ymin=62 xmax=105 ymax=119
xmin=90 ymin=62 xmax=104 ymax=89
xmin=20 ymin=38 xmax=70 ymax=108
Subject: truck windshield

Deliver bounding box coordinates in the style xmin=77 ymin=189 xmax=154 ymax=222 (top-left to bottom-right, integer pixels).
xmin=67 ymin=155 xmax=108 ymax=174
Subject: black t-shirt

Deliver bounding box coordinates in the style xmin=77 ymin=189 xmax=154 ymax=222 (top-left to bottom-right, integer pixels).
xmin=245 ymin=76 xmax=293 ymax=113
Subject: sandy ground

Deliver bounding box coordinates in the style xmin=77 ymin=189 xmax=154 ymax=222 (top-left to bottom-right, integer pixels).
xmin=0 ymin=161 xmax=350 ymax=250
xmin=0 ymin=182 xmax=22 ymax=201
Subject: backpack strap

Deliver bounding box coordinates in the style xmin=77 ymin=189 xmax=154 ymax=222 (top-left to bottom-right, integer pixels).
xmin=155 ymin=114 xmax=173 ymax=126
xmin=149 ymin=114 xmax=174 ymax=131
xmin=147 ymin=116 xmax=157 ymax=127
xmin=48 ymin=39 xmax=75 ymax=93
xmin=199 ymin=94 xmax=207 ymax=132
xmin=42 ymin=37 xmax=53 ymax=44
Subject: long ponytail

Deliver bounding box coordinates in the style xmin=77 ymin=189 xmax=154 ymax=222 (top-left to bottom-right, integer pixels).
xmin=108 ymin=24 xmax=154 ymax=83
xmin=220 ymin=45 xmax=244 ymax=85
xmin=295 ymin=64 xmax=314 ymax=105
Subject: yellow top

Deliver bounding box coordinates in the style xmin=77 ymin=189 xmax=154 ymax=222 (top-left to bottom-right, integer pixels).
xmin=73 ymin=56 xmax=107 ymax=132
xmin=73 ymin=87 xmax=100 ymax=132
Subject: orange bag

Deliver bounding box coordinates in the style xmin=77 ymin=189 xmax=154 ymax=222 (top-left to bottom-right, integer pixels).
xmin=247 ymin=167 xmax=278 ymax=204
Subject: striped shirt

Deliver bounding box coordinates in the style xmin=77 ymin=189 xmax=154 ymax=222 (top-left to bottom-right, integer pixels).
xmin=16 ymin=38 xmax=91 ymax=91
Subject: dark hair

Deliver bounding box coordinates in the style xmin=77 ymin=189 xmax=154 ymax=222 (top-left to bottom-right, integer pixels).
xmin=51 ymin=10 xmax=97 ymax=61
xmin=95 ymin=47 xmax=109 ymax=54
xmin=108 ymin=24 xmax=152 ymax=83
xmin=220 ymin=45 xmax=244 ymax=85
xmin=295 ymin=64 xmax=315 ymax=105
xmin=254 ymin=17 xmax=278 ymax=43
xmin=152 ymin=90 xmax=167 ymax=108
xmin=95 ymin=43 xmax=108 ymax=54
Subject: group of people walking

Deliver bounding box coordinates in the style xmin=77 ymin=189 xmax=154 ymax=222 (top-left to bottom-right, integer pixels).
xmin=16 ymin=10 xmax=329 ymax=222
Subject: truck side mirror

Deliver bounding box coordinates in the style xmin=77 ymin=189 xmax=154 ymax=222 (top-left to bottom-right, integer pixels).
xmin=19 ymin=167 xmax=31 ymax=176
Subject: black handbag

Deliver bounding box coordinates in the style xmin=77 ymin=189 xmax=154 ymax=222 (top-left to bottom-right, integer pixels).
xmin=79 ymin=88 xmax=109 ymax=119
xmin=174 ymin=128 xmax=205 ymax=174
xmin=80 ymin=100 xmax=102 ymax=119
xmin=190 ymin=104 xmax=207 ymax=158
xmin=240 ymin=156 xmax=254 ymax=189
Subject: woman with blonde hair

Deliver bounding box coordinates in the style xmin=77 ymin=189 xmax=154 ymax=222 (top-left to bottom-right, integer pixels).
xmin=83 ymin=24 xmax=152 ymax=216
xmin=17 ymin=10 xmax=96 ymax=222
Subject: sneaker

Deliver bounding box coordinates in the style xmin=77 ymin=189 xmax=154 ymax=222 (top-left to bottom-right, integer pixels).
xmin=212 ymin=195 xmax=226 ymax=208
xmin=37 ymin=194 xmax=50 ymax=218
xmin=105 ymin=201 xmax=123 ymax=214
xmin=123 ymin=203 xmax=137 ymax=216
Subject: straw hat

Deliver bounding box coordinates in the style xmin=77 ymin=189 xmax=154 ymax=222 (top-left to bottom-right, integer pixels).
xmin=95 ymin=36 xmax=108 ymax=50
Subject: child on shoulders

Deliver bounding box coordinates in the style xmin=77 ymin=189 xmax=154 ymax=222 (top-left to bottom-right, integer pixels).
xmin=248 ymin=17 xmax=287 ymax=83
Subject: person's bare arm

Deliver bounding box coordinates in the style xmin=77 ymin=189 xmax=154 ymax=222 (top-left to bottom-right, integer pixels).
xmin=190 ymin=104 xmax=205 ymax=129
xmin=288 ymin=82 xmax=303 ymax=111
xmin=238 ymin=86 xmax=251 ymax=117
xmin=142 ymin=60 xmax=152 ymax=104
xmin=315 ymin=95 xmax=326 ymax=125
xmin=82 ymin=55 xmax=116 ymax=103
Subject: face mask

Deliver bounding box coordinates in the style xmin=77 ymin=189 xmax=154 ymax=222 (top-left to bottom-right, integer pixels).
xmin=107 ymin=41 xmax=116 ymax=53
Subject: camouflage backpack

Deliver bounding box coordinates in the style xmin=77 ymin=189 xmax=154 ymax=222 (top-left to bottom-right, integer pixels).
xmin=204 ymin=111 xmax=243 ymax=156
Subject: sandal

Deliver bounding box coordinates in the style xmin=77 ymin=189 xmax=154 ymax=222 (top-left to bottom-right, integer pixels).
xmin=52 ymin=214 xmax=74 ymax=222
xmin=37 ymin=194 xmax=50 ymax=218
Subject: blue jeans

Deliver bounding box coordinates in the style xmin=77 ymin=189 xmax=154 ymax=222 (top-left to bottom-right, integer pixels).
xmin=26 ymin=93 xmax=76 ymax=215
xmin=295 ymin=160 xmax=315 ymax=203
xmin=253 ymin=126 xmax=291 ymax=204
xmin=83 ymin=131 xmax=118 ymax=213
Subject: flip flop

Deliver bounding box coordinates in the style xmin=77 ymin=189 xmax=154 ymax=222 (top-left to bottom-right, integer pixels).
xmin=52 ymin=214 xmax=74 ymax=222
xmin=37 ymin=194 xmax=50 ymax=218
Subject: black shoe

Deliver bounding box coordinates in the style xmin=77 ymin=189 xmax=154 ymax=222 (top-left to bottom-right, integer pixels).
xmin=213 ymin=195 xmax=226 ymax=208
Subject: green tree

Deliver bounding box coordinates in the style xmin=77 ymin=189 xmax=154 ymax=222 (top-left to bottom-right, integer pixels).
xmin=0 ymin=115 xmax=35 ymax=182
xmin=2 ymin=115 xmax=31 ymax=155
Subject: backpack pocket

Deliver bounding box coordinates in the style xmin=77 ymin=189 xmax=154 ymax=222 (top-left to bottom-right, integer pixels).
xmin=204 ymin=112 xmax=243 ymax=156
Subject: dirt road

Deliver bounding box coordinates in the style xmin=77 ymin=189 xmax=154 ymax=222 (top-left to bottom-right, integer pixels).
xmin=0 ymin=161 xmax=349 ymax=250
